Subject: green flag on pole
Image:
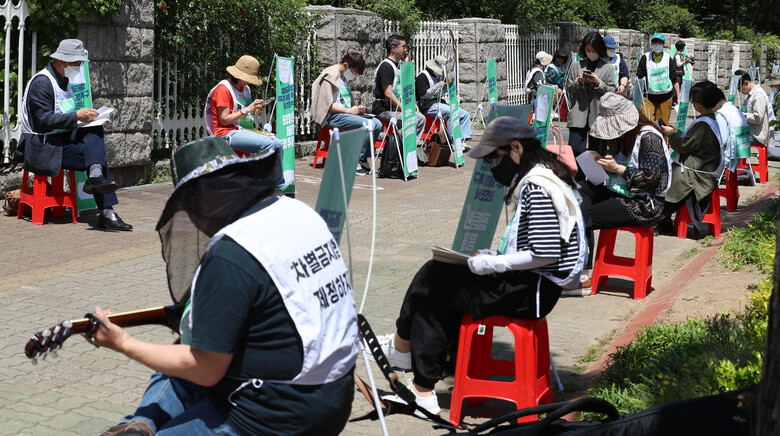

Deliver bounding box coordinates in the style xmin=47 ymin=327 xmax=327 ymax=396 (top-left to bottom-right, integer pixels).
xmin=533 ymin=85 xmax=555 ymax=146
xmin=71 ymin=52 xmax=98 ymax=213
xmin=676 ymin=79 xmax=693 ymax=131
xmin=314 ymin=128 xmax=365 ymax=243
xmin=445 ymin=59 xmax=465 ymax=167
xmin=487 ymin=58 xmax=498 ymax=106
xmin=451 ymin=158 xmax=506 ymax=253
xmin=276 ymin=56 xmax=296 ymax=195
xmin=399 ymin=62 xmax=419 ymax=178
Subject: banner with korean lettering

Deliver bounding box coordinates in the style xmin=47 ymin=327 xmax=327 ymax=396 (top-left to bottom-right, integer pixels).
xmin=675 ymin=79 xmax=693 ymax=131
xmin=487 ymin=58 xmax=498 ymax=106
xmin=314 ymin=129 xmax=364 ymax=243
xmin=445 ymin=59 xmax=465 ymax=167
xmin=727 ymin=75 xmax=741 ymax=104
xmin=399 ymin=61 xmax=419 ymax=178
xmin=533 ymin=85 xmax=555 ymax=146
xmin=276 ymin=56 xmax=296 ymax=195
xmin=73 ymin=52 xmax=98 ymax=212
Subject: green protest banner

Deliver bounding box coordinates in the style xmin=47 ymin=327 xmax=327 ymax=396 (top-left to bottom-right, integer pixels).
xmin=735 ymin=125 xmax=752 ymax=158
xmin=727 ymin=75 xmax=741 ymax=104
xmin=675 ymin=79 xmax=693 ymax=131
xmin=314 ymin=128 xmax=364 ymax=243
xmin=445 ymin=59 xmax=465 ymax=167
xmin=400 ymin=61 xmax=419 ymax=178
xmin=487 ymin=104 xmax=533 ymax=124
xmin=487 ymin=58 xmax=498 ymax=106
xmin=533 ymin=85 xmax=555 ymax=146
xmin=451 ymin=158 xmax=506 ymax=253
xmin=276 ymin=56 xmax=296 ymax=195
xmin=72 ymin=53 xmax=97 ymax=212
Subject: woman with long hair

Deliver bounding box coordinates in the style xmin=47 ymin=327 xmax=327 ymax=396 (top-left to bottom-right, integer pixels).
xmin=373 ymin=116 xmax=588 ymax=416
xmin=577 ymin=93 xmax=672 ymax=286
xmin=565 ymin=31 xmax=617 ymax=156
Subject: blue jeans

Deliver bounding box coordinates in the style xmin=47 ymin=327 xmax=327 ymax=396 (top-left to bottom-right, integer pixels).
xmin=118 ymin=373 xmax=240 ymax=436
xmin=223 ymin=130 xmax=285 ymax=189
xmin=325 ymin=113 xmax=383 ymax=161
xmin=426 ymin=103 xmax=473 ymax=141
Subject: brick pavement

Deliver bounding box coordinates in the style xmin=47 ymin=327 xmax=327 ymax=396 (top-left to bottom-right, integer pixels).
xmin=1 ymin=144 xmax=777 ymax=435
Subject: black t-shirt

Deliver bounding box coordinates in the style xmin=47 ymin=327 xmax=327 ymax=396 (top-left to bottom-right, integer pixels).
xmin=415 ymin=72 xmax=446 ymax=113
xmin=191 ymin=198 xmax=354 ymax=436
xmin=371 ymin=59 xmax=399 ymax=114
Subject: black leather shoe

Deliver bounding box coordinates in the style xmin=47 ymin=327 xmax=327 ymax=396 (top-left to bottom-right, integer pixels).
xmin=99 ymin=213 xmax=133 ymax=231
xmin=85 ymin=176 xmax=118 ymax=195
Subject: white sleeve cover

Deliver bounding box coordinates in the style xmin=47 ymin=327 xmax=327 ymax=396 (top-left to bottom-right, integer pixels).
xmin=467 ymin=251 xmax=557 ymax=276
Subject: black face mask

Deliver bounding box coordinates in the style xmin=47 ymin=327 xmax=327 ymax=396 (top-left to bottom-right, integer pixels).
xmin=490 ymin=153 xmax=520 ymax=187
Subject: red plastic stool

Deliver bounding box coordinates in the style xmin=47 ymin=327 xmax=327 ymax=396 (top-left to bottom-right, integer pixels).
xmin=231 ymin=149 xmax=251 ymax=158
xmin=17 ymin=169 xmax=78 ymax=225
xmin=674 ymin=187 xmax=721 ymax=239
xmin=374 ymin=119 xmax=391 ymax=153
xmin=449 ymin=315 xmax=552 ymax=426
xmin=421 ymin=114 xmax=443 ymax=143
xmin=591 ymin=226 xmax=654 ymax=300
xmin=751 ymin=143 xmax=768 ymax=183
xmin=719 ymin=169 xmax=739 ymax=211
xmin=311 ymin=127 xmax=331 ymax=168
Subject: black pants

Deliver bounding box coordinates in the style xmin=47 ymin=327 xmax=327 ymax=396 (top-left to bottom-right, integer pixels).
xmin=60 ymin=127 xmax=118 ymax=210
xmin=395 ymin=260 xmax=562 ymax=389
xmin=579 ymin=181 xmax=642 ymax=268
xmin=663 ymin=191 xmax=712 ymax=235
xmin=569 ymin=126 xmax=606 ymax=157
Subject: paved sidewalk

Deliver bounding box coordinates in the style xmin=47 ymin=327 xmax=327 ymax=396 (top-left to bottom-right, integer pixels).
xmin=0 ymin=144 xmax=777 ymax=435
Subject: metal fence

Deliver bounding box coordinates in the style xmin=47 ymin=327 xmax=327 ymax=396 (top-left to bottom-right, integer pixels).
xmin=1 ymin=0 xmax=36 ymax=164
xmin=504 ymin=25 xmax=559 ymax=105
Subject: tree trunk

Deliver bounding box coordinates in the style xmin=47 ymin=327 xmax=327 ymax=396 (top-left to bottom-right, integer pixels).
xmin=756 ymin=212 xmax=780 ymax=434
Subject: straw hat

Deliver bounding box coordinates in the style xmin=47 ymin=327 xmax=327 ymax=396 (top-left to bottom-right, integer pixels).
xmin=589 ymin=93 xmax=639 ymax=140
xmin=536 ymin=51 xmax=553 ymax=66
xmin=226 ymin=55 xmax=263 ymax=85
xmin=424 ymin=55 xmax=447 ymax=76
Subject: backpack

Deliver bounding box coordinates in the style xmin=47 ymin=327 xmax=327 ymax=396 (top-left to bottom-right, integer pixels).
xmin=377 ymin=132 xmax=405 ymax=179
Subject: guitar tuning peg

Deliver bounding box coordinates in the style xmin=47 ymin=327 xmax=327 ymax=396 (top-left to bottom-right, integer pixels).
xmin=63 ymin=320 xmax=73 ymax=329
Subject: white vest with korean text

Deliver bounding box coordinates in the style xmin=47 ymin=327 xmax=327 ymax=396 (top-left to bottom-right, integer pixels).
xmin=645 ymin=52 xmax=673 ymax=95
xmin=204 ymin=80 xmax=254 ymax=135
xmin=21 ymin=69 xmax=76 ymax=136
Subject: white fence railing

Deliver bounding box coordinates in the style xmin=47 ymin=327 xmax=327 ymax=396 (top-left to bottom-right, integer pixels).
xmin=152 ymin=31 xmax=317 ymax=152
xmin=504 ymin=25 xmax=559 ymax=105
xmin=1 ymin=0 xmax=36 ymax=164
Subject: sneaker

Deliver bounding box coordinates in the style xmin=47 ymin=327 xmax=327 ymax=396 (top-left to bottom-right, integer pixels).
xmin=462 ymin=143 xmax=473 ymax=153
xmin=358 ymin=159 xmax=372 ymax=172
xmin=365 ymin=333 xmax=412 ymax=370
xmin=381 ymin=380 xmax=441 ymax=418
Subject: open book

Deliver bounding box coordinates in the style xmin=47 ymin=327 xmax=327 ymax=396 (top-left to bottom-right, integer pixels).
xmin=431 ymin=245 xmax=469 ymax=265
xmin=77 ymin=106 xmax=113 ymax=129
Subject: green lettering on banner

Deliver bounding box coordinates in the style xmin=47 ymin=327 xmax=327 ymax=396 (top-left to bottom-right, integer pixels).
xmin=276 ymin=56 xmax=296 ymax=195
xmin=451 ymin=157 xmax=506 ymax=253
xmin=314 ymin=129 xmax=364 ymax=243
xmin=676 ymin=79 xmax=693 ymax=131
xmin=445 ymin=60 xmax=465 ymax=167
xmin=735 ymin=125 xmax=752 ymax=158
xmin=533 ymin=85 xmax=555 ymax=146
xmin=727 ymin=75 xmax=741 ymax=104
xmin=487 ymin=58 xmax=498 ymax=105
xmin=400 ymin=61 xmax=419 ymax=178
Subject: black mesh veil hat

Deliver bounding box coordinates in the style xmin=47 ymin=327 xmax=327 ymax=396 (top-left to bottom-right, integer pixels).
xmin=155 ymin=136 xmax=281 ymax=307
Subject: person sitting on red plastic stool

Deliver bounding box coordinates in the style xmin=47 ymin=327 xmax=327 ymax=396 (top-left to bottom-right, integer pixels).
xmin=735 ymin=70 xmax=771 ymax=150
xmin=371 ymin=117 xmax=587 ymax=416
xmin=658 ymin=81 xmax=723 ymax=239
xmin=16 ymin=39 xmax=131 ymax=231
xmin=415 ymin=55 xmax=473 ymax=149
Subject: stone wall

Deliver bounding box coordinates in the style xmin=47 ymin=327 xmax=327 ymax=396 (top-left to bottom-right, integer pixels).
xmin=449 ymin=18 xmax=506 ymax=115
xmin=77 ymin=0 xmax=154 ymax=185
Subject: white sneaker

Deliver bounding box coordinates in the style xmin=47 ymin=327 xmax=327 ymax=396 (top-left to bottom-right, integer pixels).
xmin=381 ymin=380 xmax=441 ymax=418
xmin=365 ymin=333 xmax=412 ymax=371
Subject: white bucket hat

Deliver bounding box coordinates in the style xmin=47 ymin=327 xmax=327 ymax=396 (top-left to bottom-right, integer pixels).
xmin=589 ymin=93 xmax=640 ymax=140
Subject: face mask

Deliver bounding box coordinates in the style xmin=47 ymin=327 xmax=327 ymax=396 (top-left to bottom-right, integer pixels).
xmin=586 ymin=51 xmax=600 ymax=62
xmin=490 ymin=153 xmax=521 ymax=187
xmin=64 ymin=65 xmax=81 ymax=80
xmin=652 ymin=44 xmax=664 ymax=53
xmin=607 ymin=49 xmax=616 ymax=59
xmin=343 ymin=69 xmax=357 ymax=82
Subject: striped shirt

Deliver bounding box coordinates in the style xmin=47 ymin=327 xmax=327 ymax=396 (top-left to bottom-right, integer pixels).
xmin=516 ymin=183 xmax=580 ymax=276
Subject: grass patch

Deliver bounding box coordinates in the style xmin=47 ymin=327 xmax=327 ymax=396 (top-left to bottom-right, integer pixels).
xmin=578 ymin=329 xmax=616 ymax=364
xmin=718 ymin=197 xmax=778 ymax=273
xmin=682 ymin=247 xmax=701 ymax=259
xmin=136 ymin=162 xmax=172 ymax=186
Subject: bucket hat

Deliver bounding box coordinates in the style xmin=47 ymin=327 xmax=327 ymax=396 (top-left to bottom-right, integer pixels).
xmin=226 ymin=55 xmax=263 ymax=85
xmin=589 ymin=93 xmax=640 ymax=140
xmin=51 ymin=39 xmax=88 ymax=63
xmin=425 ymin=55 xmax=447 ymax=77
xmin=536 ymin=51 xmax=553 ymax=66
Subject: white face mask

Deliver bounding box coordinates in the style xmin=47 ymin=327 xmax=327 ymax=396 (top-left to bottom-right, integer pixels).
xmin=343 ymin=68 xmax=357 ymax=82
xmin=64 ymin=65 xmax=81 ymax=80
xmin=586 ymin=51 xmax=600 ymax=62
xmin=652 ymin=44 xmax=664 ymax=53
xmin=607 ymin=49 xmax=616 ymax=59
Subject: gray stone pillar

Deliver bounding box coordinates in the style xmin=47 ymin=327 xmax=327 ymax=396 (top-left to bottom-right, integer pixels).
xmin=78 ymin=0 xmax=154 ymax=185
xmin=447 ymin=18 xmax=505 ymax=115
xmin=733 ymin=41 xmax=753 ymax=72
xmin=605 ymin=29 xmax=645 ymax=78
xmin=306 ymin=6 xmax=383 ymax=109
xmin=554 ymin=22 xmax=588 ymax=56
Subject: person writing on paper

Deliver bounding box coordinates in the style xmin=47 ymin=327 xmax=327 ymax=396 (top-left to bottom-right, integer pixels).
xmin=577 ymin=93 xmax=671 ymax=288
xmin=657 ymin=81 xmax=723 ymax=239
xmin=565 ymin=32 xmax=617 ymax=157
xmin=372 ymin=117 xmax=587 ymax=416
xmin=311 ymin=52 xmax=383 ymax=175
xmin=16 ymin=39 xmax=132 ymax=231
xmin=415 ymin=55 xmax=473 ymax=146
xmin=205 ymin=55 xmax=284 ymax=188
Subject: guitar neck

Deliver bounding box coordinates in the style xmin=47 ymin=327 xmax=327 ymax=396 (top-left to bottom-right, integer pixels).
xmin=69 ymin=306 xmax=181 ymax=333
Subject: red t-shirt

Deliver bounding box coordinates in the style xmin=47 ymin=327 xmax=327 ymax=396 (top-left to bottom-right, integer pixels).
xmin=211 ymin=84 xmax=238 ymax=137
